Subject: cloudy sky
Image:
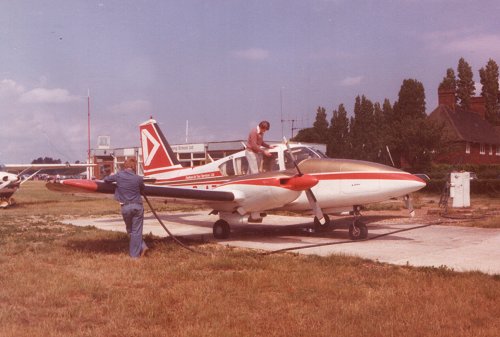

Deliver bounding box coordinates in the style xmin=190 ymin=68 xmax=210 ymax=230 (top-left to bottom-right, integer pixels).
xmin=1 ymin=0 xmax=499 ymax=163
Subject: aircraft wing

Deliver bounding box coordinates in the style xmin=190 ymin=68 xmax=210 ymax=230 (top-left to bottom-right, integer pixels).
xmin=46 ymin=171 xmax=318 ymax=214
xmin=46 ymin=179 xmax=235 ymax=202
xmin=4 ymin=163 xmax=94 ymax=172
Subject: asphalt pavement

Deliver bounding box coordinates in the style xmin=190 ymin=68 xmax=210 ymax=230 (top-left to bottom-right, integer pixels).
xmin=63 ymin=211 xmax=500 ymax=275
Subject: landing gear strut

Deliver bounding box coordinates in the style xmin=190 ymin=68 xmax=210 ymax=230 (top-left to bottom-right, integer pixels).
xmin=349 ymin=205 xmax=368 ymax=240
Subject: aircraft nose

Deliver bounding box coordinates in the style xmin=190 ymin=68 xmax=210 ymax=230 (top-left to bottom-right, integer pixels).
xmin=408 ymin=174 xmax=427 ymax=192
xmin=412 ymin=174 xmax=427 ymax=187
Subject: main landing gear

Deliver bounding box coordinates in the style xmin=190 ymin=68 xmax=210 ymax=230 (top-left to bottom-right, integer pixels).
xmin=213 ymin=219 xmax=230 ymax=239
xmin=210 ymin=208 xmax=368 ymax=241
xmin=349 ymin=205 xmax=368 ymax=240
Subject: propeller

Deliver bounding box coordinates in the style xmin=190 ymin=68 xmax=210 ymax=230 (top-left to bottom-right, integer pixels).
xmin=283 ymin=138 xmax=327 ymax=225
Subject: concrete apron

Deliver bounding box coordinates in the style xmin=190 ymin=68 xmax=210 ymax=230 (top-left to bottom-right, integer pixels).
xmin=63 ymin=211 xmax=500 ymax=275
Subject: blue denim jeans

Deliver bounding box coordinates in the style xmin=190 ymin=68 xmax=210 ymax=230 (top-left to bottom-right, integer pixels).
xmin=121 ymin=203 xmax=146 ymax=258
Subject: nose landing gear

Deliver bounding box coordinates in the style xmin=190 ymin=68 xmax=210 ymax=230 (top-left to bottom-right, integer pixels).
xmin=349 ymin=205 xmax=368 ymax=240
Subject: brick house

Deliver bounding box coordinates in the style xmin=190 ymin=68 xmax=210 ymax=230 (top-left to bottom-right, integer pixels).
xmin=428 ymin=89 xmax=500 ymax=165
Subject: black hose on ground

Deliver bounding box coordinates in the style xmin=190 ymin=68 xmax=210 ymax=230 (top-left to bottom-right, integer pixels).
xmin=264 ymin=223 xmax=435 ymax=255
xmin=142 ymin=194 xmax=207 ymax=255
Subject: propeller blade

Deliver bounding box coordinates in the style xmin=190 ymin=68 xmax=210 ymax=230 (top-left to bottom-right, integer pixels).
xmin=283 ymin=137 xmax=326 ymax=223
xmin=283 ymin=137 xmax=303 ymax=176
xmin=305 ymin=189 xmax=325 ymax=221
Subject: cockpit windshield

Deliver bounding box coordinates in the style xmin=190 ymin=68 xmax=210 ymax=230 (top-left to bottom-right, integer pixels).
xmin=284 ymin=147 xmax=323 ymax=169
xmin=0 ymin=164 xmax=5 ymax=171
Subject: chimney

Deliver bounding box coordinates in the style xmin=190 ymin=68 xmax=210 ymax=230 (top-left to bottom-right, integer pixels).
xmin=438 ymin=88 xmax=455 ymax=110
xmin=470 ymin=96 xmax=486 ymax=119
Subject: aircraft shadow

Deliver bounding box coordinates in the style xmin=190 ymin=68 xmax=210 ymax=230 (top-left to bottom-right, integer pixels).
xmin=143 ymin=212 xmax=414 ymax=243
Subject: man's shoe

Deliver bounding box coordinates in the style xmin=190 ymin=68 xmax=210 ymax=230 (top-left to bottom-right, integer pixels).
xmin=140 ymin=246 xmax=149 ymax=257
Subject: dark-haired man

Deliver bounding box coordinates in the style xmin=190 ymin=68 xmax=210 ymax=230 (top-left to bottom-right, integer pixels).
xmin=245 ymin=121 xmax=272 ymax=174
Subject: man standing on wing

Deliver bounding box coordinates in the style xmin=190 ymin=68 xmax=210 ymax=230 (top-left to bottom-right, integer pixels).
xmin=245 ymin=120 xmax=272 ymax=174
xmin=104 ymin=158 xmax=148 ymax=259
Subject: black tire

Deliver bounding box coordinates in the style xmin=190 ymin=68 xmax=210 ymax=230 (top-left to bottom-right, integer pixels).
xmin=349 ymin=220 xmax=368 ymax=240
xmin=213 ymin=219 xmax=230 ymax=239
xmin=313 ymin=214 xmax=331 ymax=232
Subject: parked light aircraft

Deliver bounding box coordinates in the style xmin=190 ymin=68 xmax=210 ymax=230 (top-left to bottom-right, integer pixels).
xmin=46 ymin=118 xmax=426 ymax=240
xmin=1 ymin=163 xmax=92 ymax=208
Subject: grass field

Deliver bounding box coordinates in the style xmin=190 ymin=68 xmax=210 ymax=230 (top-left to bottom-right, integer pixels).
xmin=1 ymin=182 xmax=499 ymax=337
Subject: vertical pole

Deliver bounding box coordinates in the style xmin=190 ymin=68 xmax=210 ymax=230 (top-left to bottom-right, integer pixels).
xmin=280 ymin=87 xmax=284 ymax=138
xmin=87 ymin=89 xmax=91 ymax=180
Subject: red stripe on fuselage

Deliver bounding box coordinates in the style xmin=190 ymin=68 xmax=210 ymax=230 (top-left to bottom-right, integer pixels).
xmin=314 ymin=172 xmax=424 ymax=182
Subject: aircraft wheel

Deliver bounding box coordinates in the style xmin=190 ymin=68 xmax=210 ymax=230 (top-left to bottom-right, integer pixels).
xmin=349 ymin=220 xmax=368 ymax=240
xmin=213 ymin=219 xmax=230 ymax=239
xmin=314 ymin=214 xmax=331 ymax=232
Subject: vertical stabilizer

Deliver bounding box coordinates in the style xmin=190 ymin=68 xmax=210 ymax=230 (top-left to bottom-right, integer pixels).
xmin=139 ymin=119 xmax=183 ymax=176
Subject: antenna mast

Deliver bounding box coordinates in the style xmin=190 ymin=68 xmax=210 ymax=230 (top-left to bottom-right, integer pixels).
xmin=87 ymin=89 xmax=91 ymax=180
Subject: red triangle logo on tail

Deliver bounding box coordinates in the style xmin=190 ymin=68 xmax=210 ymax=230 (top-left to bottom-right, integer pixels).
xmin=139 ymin=119 xmax=183 ymax=176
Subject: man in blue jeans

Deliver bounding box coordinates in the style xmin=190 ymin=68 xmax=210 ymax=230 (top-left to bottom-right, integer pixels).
xmin=104 ymin=158 xmax=148 ymax=259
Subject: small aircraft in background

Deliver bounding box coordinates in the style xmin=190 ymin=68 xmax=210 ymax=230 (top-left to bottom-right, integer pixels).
xmin=1 ymin=163 xmax=92 ymax=208
xmin=47 ymin=118 xmax=426 ymax=240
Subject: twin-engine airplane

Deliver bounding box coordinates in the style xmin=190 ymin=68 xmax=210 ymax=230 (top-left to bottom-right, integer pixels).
xmin=47 ymin=118 xmax=426 ymax=240
xmin=1 ymin=163 xmax=92 ymax=208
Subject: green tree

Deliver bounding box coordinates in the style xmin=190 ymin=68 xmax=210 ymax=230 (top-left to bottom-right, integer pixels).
xmin=293 ymin=106 xmax=329 ymax=143
xmin=312 ymin=106 xmax=329 ymax=143
xmin=31 ymin=157 xmax=62 ymax=164
xmin=389 ymin=79 xmax=438 ymax=169
xmin=393 ymin=79 xmax=426 ymax=120
xmin=457 ymin=57 xmax=475 ymax=110
xmin=479 ymin=58 xmax=500 ymax=125
xmin=351 ymin=95 xmax=378 ymax=161
xmin=327 ymin=104 xmax=350 ymax=158
xmin=438 ymin=68 xmax=457 ymax=92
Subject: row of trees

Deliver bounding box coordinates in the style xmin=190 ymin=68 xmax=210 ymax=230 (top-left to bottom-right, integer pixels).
xmin=293 ymin=58 xmax=500 ymax=171
xmin=439 ymin=57 xmax=500 ymax=125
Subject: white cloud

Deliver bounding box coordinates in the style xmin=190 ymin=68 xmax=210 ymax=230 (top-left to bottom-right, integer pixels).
xmin=20 ymin=88 xmax=82 ymax=104
xmin=108 ymin=99 xmax=152 ymax=115
xmin=231 ymin=48 xmax=270 ymax=61
xmin=423 ymin=30 xmax=500 ymax=56
xmin=340 ymin=76 xmax=363 ymax=87
xmin=0 ymin=79 xmax=25 ymax=98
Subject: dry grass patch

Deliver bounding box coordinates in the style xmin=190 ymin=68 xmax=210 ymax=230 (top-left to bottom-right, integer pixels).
xmin=0 ymin=181 xmax=499 ymax=336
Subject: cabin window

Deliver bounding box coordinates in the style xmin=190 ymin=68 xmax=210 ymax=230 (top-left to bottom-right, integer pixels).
xmin=261 ymin=153 xmax=279 ymax=172
xmin=497 ymin=146 xmax=500 ymax=156
xmin=234 ymin=157 xmax=249 ymax=175
xmin=489 ymin=145 xmax=493 ymax=155
xmin=480 ymin=144 xmax=486 ymax=155
xmin=465 ymin=142 xmax=471 ymax=154
xmin=218 ymin=160 xmax=235 ymax=176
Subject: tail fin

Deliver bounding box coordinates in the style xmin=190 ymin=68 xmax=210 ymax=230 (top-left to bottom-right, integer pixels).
xmin=140 ymin=119 xmax=183 ymax=176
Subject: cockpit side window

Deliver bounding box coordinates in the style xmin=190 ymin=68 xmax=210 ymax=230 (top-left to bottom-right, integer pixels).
xmin=284 ymin=147 xmax=321 ymax=169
